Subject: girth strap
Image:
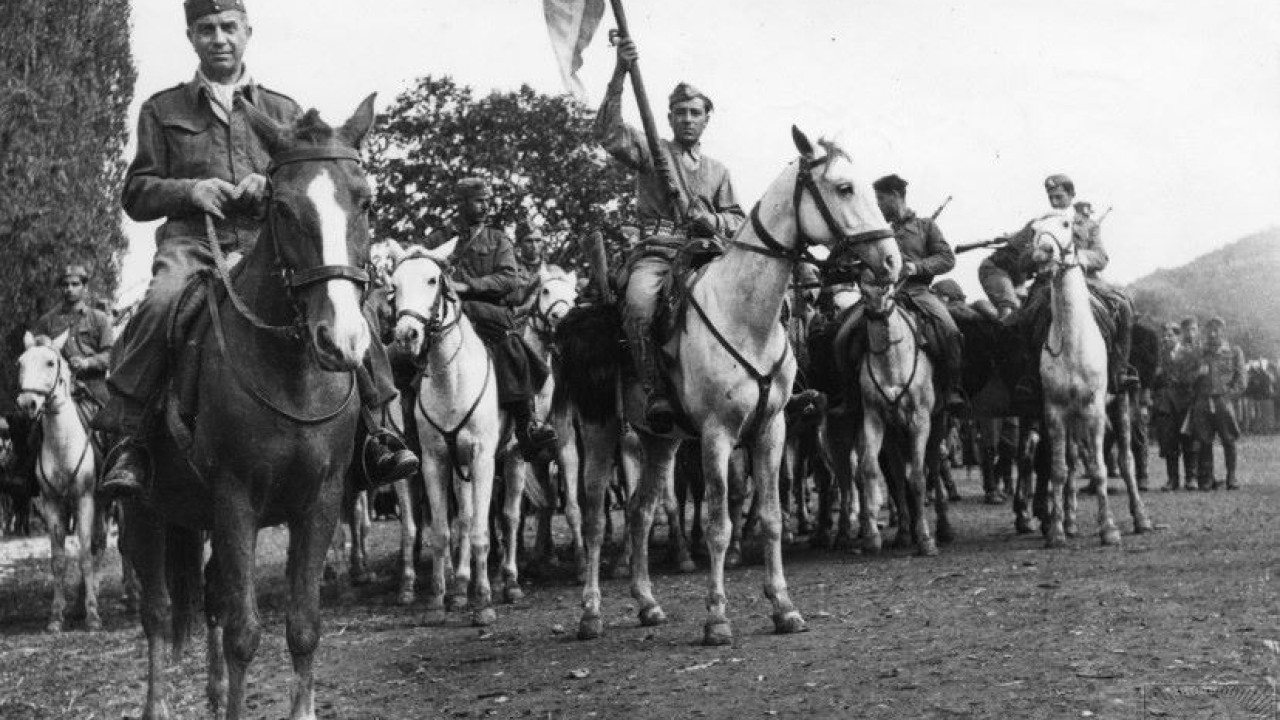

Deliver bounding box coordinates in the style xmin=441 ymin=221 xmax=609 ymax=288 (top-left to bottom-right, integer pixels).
xmin=415 ymin=349 xmax=492 ymax=484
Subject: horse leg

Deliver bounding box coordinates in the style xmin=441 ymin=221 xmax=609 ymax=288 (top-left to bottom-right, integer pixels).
xmin=204 ymin=551 xmax=227 ymax=717
xmin=392 ymin=479 xmax=417 ymax=605
xmin=664 ymin=461 xmax=695 ymax=573
xmin=611 ymin=428 xmax=641 ymax=578
xmin=1044 ymin=411 xmax=1069 ymax=548
xmin=856 ymin=411 xmax=888 ymax=554
xmin=348 ymin=491 xmax=371 ymax=585
xmin=214 ymin=494 xmax=263 ymax=720
xmin=283 ymin=479 xmax=343 ymax=720
xmin=628 ymin=432 xmax=677 ymax=628
xmin=577 ymin=418 xmax=619 ymax=640
xmin=468 ymin=447 xmax=498 ymax=627
xmin=1113 ymin=394 xmax=1153 ymax=533
xmin=778 ymin=434 xmax=796 ymax=544
xmin=75 ymin=494 xmax=102 ymax=630
xmin=825 ymin=416 xmax=857 ymax=551
xmin=560 ymin=437 xmax=586 ymax=583
xmin=793 ymin=431 xmax=814 ymax=536
xmin=753 ymin=418 xmax=807 ymax=636
xmin=1086 ymin=410 xmax=1121 ymax=546
xmin=124 ymin=505 xmax=173 ymax=720
xmin=725 ymin=450 xmax=749 ymax=568
xmin=39 ymin=497 xmax=68 ymax=633
xmin=926 ymin=421 xmax=954 ymax=546
xmin=499 ymin=451 xmax=526 ymax=603
xmin=700 ymin=431 xmax=735 ymax=645
xmin=449 ymin=472 xmax=474 ymax=613
xmin=906 ymin=420 xmax=937 ymax=557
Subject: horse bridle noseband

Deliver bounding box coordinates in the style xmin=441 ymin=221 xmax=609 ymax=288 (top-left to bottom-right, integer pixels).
xmin=389 ymin=251 xmax=462 ymax=367
xmin=732 ymin=152 xmax=895 ymax=266
xmin=527 ymin=277 xmax=573 ymax=342
xmin=19 ymin=349 xmax=67 ymax=413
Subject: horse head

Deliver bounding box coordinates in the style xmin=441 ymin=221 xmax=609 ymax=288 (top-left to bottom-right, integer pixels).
xmin=16 ymin=331 xmax=70 ymax=419
xmin=385 ymin=238 xmax=458 ymax=360
xmin=530 ymin=265 xmax=579 ymax=336
xmin=248 ymin=94 xmax=378 ymax=372
xmin=789 ymin=126 xmax=901 ymax=281
xmin=1030 ymin=209 xmax=1078 ymax=275
xmin=857 ymin=267 xmax=899 ymax=318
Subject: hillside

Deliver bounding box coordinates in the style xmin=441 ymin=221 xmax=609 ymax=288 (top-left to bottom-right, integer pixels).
xmin=1127 ymin=227 xmax=1280 ymax=359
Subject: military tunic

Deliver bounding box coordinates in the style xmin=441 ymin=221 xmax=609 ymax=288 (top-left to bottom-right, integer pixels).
xmin=1187 ymin=341 xmax=1245 ymax=445
xmin=31 ymin=303 xmax=114 ymax=405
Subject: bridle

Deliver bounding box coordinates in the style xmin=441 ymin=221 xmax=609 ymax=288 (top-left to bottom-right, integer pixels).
xmin=1035 ymin=216 xmax=1082 ymax=278
xmin=731 ymin=152 xmax=895 ymax=266
xmin=527 ymin=276 xmax=575 ymax=343
xmin=389 ymin=251 xmax=462 ymax=368
xmin=18 ymin=348 xmax=69 ymax=421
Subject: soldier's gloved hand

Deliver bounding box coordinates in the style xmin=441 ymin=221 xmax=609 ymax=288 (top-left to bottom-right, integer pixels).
xmin=190 ymin=178 xmax=237 ymax=219
xmin=688 ymin=206 xmax=719 ymax=237
xmin=452 ymin=281 xmax=471 ymax=295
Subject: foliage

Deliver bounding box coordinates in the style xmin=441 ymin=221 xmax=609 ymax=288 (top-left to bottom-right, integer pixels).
xmin=0 ymin=0 xmax=136 ymax=404
xmin=1128 ymin=227 xmax=1280 ymax=360
xmin=367 ymin=76 xmax=634 ymax=264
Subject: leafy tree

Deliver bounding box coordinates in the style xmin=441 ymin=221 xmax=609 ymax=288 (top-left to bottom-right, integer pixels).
xmin=0 ymin=0 xmax=136 ymax=403
xmin=368 ymin=76 xmax=634 ymax=263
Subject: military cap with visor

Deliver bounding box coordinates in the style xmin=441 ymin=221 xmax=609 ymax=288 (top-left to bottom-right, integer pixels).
xmin=1043 ymin=173 xmax=1073 ymax=191
xmin=184 ymin=0 xmax=246 ymax=25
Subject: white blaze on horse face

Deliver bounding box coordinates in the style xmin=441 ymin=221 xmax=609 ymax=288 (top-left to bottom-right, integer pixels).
xmin=1031 ymin=210 xmax=1075 ymax=268
xmin=390 ymin=257 xmax=440 ymax=356
xmin=306 ymin=168 xmax=370 ymax=363
xmin=15 ymin=345 xmax=61 ymax=417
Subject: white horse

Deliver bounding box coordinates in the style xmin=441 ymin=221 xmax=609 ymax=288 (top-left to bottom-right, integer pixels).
xmin=387 ymin=238 xmax=502 ymax=626
xmin=497 ymin=265 xmax=582 ymax=593
xmin=562 ymin=128 xmax=901 ymax=645
xmin=16 ymin=331 xmax=104 ymax=632
xmin=1031 ymin=211 xmax=1151 ymax=546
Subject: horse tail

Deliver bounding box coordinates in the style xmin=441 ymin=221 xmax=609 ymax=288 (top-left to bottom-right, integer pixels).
xmin=553 ymin=304 xmax=625 ymax=424
xmin=166 ymin=523 xmax=204 ymax=655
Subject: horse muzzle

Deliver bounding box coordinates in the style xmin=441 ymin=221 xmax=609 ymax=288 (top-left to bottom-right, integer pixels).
xmin=16 ymin=392 xmax=45 ymax=419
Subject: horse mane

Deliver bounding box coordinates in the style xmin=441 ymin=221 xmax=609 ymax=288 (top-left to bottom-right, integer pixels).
xmin=292 ymin=109 xmax=338 ymax=146
xmin=815 ymin=138 xmax=850 ymax=164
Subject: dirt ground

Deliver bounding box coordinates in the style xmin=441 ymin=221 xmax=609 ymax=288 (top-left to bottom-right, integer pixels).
xmin=2 ymin=435 xmax=1280 ymax=720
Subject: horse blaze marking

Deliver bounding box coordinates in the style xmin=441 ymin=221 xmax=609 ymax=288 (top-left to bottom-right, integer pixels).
xmin=306 ymin=168 xmax=365 ymax=351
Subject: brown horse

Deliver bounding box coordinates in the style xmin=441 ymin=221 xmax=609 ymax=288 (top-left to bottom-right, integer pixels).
xmin=121 ymin=96 xmax=378 ymax=720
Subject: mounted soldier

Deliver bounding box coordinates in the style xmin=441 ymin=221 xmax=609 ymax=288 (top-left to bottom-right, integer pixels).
xmin=30 ymin=263 xmax=114 ymax=409
xmin=595 ymin=37 xmax=746 ymax=432
xmin=978 ymin=173 xmax=1138 ymax=408
xmin=94 ymin=0 xmax=416 ymax=499
xmin=835 ymin=174 xmax=966 ymax=412
xmin=421 ymin=178 xmax=557 ymax=461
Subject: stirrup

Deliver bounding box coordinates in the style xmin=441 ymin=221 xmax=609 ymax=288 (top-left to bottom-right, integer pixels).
xmin=98 ymin=441 xmax=150 ymax=501
xmin=362 ymin=431 xmax=418 ymax=489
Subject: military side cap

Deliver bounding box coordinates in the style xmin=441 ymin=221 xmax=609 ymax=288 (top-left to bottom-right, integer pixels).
xmin=61 ymin=264 xmax=90 ymax=283
xmin=1044 ymin=173 xmax=1073 ymax=191
xmin=933 ymin=279 xmax=965 ymax=302
xmin=1180 ymin=316 xmax=1199 ymax=329
xmin=1206 ymin=316 xmax=1226 ymax=329
xmin=669 ymin=82 xmax=713 ymax=111
xmin=872 ymin=174 xmax=909 ymax=196
xmin=517 ymin=224 xmax=544 ymax=242
xmin=455 ymin=177 xmax=492 ymax=200
xmin=185 ymin=0 xmax=247 ymax=25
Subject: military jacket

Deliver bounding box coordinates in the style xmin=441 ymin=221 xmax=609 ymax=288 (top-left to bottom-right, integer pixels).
xmin=422 ymin=222 xmax=521 ymax=305
xmin=1191 ymin=342 xmax=1245 ymax=398
xmin=31 ymin=304 xmax=114 ymax=376
xmin=123 ymin=75 xmax=301 ymax=246
xmin=892 ymin=209 xmax=954 ymax=288
xmin=979 ymin=213 xmax=1107 ymax=311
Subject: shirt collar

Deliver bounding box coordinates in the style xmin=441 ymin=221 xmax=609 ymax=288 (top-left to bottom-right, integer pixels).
xmin=671 ymin=139 xmax=702 ymax=162
xmin=189 ymin=67 xmax=257 ymax=105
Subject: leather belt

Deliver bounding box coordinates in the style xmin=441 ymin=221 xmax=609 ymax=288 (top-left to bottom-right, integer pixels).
xmin=640 ymin=219 xmax=681 ymax=238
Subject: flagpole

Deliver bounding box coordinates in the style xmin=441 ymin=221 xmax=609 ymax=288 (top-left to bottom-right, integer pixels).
xmin=608 ymin=0 xmax=684 ymax=222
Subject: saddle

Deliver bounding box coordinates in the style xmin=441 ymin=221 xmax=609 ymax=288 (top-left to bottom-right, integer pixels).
xmin=1026 ymin=286 xmax=1116 ymax=351
xmin=164 ymin=270 xmax=221 ymax=443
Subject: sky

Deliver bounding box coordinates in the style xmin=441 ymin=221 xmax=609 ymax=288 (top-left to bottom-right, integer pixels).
xmin=120 ymin=0 xmax=1280 ymax=304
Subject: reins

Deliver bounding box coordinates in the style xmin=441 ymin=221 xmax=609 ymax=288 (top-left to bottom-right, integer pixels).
xmin=864 ymin=303 xmax=923 ymax=409
xmin=22 ymin=352 xmax=93 ymax=488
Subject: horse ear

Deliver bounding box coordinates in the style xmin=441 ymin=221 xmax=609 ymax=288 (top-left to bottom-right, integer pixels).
xmin=427 ymin=237 xmax=458 ymax=262
xmin=791 ymin=125 xmax=815 ymax=158
xmin=567 ymin=270 xmax=579 ymax=288
xmin=339 ymin=93 xmax=377 ymax=149
xmin=50 ymin=330 xmax=69 ymax=352
xmin=381 ymin=238 xmax=406 ymax=264
xmin=22 ymin=331 xmax=34 ymax=349
xmin=241 ymin=96 xmax=293 ymax=155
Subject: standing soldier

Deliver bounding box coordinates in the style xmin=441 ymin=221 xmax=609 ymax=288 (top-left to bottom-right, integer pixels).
xmin=979 ymin=174 xmax=1138 ymax=407
xmin=422 ymin=179 xmax=557 ymax=460
xmin=30 ymin=264 xmax=114 ymax=409
xmin=840 ymin=174 xmax=966 ymax=411
xmin=93 ymin=0 xmax=416 ymax=499
xmin=1153 ymin=321 xmax=1190 ymax=490
xmin=1188 ymin=316 xmax=1245 ymax=490
xmin=596 ymin=38 xmax=746 ymax=432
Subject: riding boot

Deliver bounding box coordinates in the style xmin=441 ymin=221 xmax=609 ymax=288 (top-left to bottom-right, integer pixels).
xmin=507 ymin=399 xmax=558 ymax=463
xmin=625 ymin=319 xmax=675 ymax=433
xmin=1108 ymin=302 xmax=1140 ymax=392
xmin=1223 ymin=442 xmax=1239 ymax=489
xmin=93 ymin=395 xmax=151 ymax=501
xmin=942 ymin=334 xmax=967 ymax=412
xmin=1162 ymin=454 xmax=1181 ymax=491
xmin=360 ymin=405 xmax=419 ymax=489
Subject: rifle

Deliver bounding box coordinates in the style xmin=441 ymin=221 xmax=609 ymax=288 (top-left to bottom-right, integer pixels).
xmin=1095 ymin=206 xmax=1113 ymax=225
xmin=930 ymin=195 xmax=953 ymax=222
xmin=954 ymin=236 xmax=1009 ymax=254
xmin=607 ymin=0 xmax=684 ymax=223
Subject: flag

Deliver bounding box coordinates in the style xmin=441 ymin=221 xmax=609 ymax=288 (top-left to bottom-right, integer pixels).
xmin=543 ymin=0 xmax=606 ymax=102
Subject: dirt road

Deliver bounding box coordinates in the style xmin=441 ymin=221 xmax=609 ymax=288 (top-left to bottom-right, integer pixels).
xmin=2 ymin=436 xmax=1279 ymax=719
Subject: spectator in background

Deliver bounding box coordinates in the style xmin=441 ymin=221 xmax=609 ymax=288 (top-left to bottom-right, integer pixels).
xmin=1188 ymin=317 xmax=1245 ymax=490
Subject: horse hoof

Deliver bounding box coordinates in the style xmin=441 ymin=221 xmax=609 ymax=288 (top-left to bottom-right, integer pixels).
xmin=397 ymin=589 xmax=416 ymax=606
xmin=703 ymin=620 xmax=733 ymax=646
xmin=1135 ymin=518 xmax=1154 ymax=534
xmin=504 ymin=586 xmax=525 ymax=604
xmin=678 ymin=559 xmax=698 ymax=574
xmin=1063 ymin=522 xmax=1079 ymax=538
xmin=423 ymin=607 xmax=447 ymax=626
xmin=1101 ymin=528 xmax=1122 ymax=546
xmin=577 ymin=616 xmax=604 ymax=641
xmin=472 ymin=608 xmax=497 ymax=627
xmin=446 ymin=595 xmax=469 ymax=612
xmin=1045 ymin=532 xmax=1068 ymax=549
xmin=917 ymin=540 xmax=939 ymax=557
xmin=1015 ymin=518 xmax=1034 ymax=535
xmin=638 ymin=606 xmax=668 ymax=627
xmin=772 ymin=611 xmax=808 ymax=635
xmin=46 ymin=619 xmax=63 ymax=634
xmin=86 ymin=615 xmax=103 ymax=632
xmin=725 ymin=550 xmax=742 ymax=569
xmin=861 ymin=534 xmax=882 ymax=554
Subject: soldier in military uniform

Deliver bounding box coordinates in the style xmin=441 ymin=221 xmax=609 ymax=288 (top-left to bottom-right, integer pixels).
xmin=94 ymin=0 xmax=415 ymax=499
xmin=30 ymin=264 xmax=114 ymax=408
xmin=978 ymin=174 xmax=1138 ymax=406
xmin=596 ymin=38 xmax=746 ymax=432
xmin=1188 ymin=316 xmax=1245 ymax=490
xmin=422 ymin=179 xmax=557 ymax=460
xmin=838 ymin=175 xmax=965 ymax=411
